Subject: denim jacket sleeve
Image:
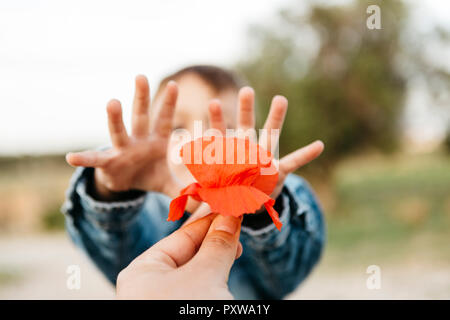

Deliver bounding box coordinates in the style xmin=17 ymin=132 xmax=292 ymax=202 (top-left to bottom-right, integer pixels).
xmin=61 ymin=167 xmax=185 ymax=284
xmin=230 ymin=173 xmax=326 ymax=299
xmin=62 ymin=167 xmax=325 ymax=299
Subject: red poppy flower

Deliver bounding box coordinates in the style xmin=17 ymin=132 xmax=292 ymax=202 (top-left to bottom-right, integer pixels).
xmin=168 ymin=136 xmax=282 ymax=231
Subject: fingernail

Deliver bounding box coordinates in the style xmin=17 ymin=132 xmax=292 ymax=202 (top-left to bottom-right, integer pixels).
xmin=214 ymin=215 xmax=240 ymax=235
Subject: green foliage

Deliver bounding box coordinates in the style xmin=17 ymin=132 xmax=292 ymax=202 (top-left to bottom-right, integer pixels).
xmin=444 ymin=129 xmax=450 ymax=153
xmin=327 ymin=153 xmax=450 ymax=264
xmin=42 ymin=205 xmax=66 ymax=231
xmin=236 ymin=0 xmax=449 ymax=169
xmin=0 ymin=268 xmax=23 ymax=286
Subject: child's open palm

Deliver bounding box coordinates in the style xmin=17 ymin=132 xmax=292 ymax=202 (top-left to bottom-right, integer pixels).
xmin=207 ymin=87 xmax=324 ymax=201
xmin=66 ymin=75 xmax=182 ymax=200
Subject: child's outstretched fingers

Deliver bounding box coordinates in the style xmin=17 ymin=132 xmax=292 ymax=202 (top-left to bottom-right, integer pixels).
xmin=237 ymin=86 xmax=255 ymax=132
xmin=208 ymin=99 xmax=226 ymax=134
xmin=151 ymin=80 xmax=178 ymax=138
xmin=107 ymin=99 xmax=130 ymax=148
xmin=279 ymin=140 xmax=325 ymax=174
xmin=260 ymin=95 xmax=288 ymax=153
xmin=131 ymin=75 xmax=151 ymax=138
xmin=65 ymin=150 xmax=110 ymax=168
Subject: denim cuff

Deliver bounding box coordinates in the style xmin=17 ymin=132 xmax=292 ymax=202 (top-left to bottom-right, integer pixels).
xmin=240 ymin=187 xmax=292 ymax=250
xmin=62 ymin=167 xmax=146 ymax=231
xmin=285 ymin=177 xmax=320 ymax=235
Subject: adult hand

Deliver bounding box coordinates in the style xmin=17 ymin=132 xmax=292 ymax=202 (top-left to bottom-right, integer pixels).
xmin=116 ymin=213 xmax=242 ymax=300
xmin=207 ymin=87 xmax=325 ymax=200
xmin=65 ymin=75 xmax=182 ymax=200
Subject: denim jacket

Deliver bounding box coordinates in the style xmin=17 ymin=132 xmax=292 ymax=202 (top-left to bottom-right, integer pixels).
xmin=62 ymin=167 xmax=325 ymax=299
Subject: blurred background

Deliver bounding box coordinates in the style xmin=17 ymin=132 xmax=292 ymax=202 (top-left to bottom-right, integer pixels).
xmin=1 ymin=0 xmax=449 ymax=299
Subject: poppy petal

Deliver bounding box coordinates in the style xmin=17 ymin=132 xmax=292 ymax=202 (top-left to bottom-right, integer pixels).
xmin=168 ymin=195 xmax=188 ymax=222
xmin=251 ymin=164 xmax=278 ymax=195
xmin=264 ymin=201 xmax=283 ymax=231
xmin=169 ymin=136 xmax=282 ymax=230
xmin=167 ymin=183 xmax=201 ymax=221
xmin=197 ymin=185 xmax=272 ymax=217
xmin=181 ymin=137 xmax=276 ymax=188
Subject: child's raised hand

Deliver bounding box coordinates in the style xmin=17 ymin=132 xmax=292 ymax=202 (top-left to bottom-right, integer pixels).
xmin=66 ymin=75 xmax=182 ymax=200
xmin=208 ymin=87 xmax=324 ymax=200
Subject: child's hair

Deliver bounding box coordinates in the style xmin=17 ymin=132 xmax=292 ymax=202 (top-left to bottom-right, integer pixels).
xmin=156 ymin=65 xmax=244 ymax=97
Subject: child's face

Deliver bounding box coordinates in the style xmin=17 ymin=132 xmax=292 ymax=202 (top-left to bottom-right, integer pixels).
xmin=170 ymin=73 xmax=237 ymax=134
xmin=154 ymin=73 xmax=238 ymax=184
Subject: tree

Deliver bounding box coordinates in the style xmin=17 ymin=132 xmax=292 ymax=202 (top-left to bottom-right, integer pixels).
xmin=236 ymin=0 xmax=449 ymax=170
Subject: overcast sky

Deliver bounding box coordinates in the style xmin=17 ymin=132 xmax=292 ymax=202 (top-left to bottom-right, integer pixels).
xmin=0 ymin=0 xmax=449 ymax=155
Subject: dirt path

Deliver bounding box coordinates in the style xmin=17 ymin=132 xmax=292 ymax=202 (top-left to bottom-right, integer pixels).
xmin=289 ymin=263 xmax=450 ymax=299
xmin=1 ymin=234 xmax=449 ymax=299
xmin=0 ymin=233 xmax=114 ymax=299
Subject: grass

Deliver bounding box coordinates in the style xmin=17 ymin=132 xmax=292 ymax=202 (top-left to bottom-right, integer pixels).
xmin=0 ymin=151 xmax=449 ymax=268
xmin=42 ymin=206 xmax=66 ymax=231
xmin=0 ymin=268 xmax=24 ymax=286
xmin=0 ymin=154 xmax=72 ymax=233
xmin=324 ymin=152 xmax=450 ymax=267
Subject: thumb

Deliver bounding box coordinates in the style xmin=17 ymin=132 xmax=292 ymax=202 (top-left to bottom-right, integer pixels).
xmin=182 ymin=203 xmax=211 ymax=227
xmin=132 ymin=213 xmax=217 ymax=269
xmin=190 ymin=214 xmax=242 ymax=282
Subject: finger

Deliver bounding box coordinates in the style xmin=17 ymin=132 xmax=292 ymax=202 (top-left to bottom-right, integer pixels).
xmin=182 ymin=202 xmax=211 ymax=227
xmin=237 ymin=87 xmax=255 ymax=131
xmin=138 ymin=213 xmax=217 ymax=269
xmin=260 ymin=95 xmax=288 ymax=153
xmin=208 ymin=99 xmax=226 ymax=135
xmin=191 ymin=215 xmax=241 ymax=282
xmin=183 ymin=205 xmax=243 ymax=260
xmin=279 ymin=140 xmax=324 ymax=174
xmin=107 ymin=99 xmax=129 ymax=148
xmin=131 ymin=75 xmax=150 ymax=137
xmin=236 ymin=241 xmax=243 ymax=260
xmin=65 ymin=150 xmax=110 ymax=168
xmin=152 ymin=80 xmax=178 ymax=138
